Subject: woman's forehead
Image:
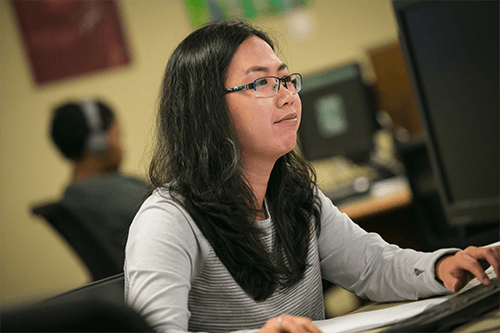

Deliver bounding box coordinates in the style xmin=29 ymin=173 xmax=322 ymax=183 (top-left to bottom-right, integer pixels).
xmin=229 ymin=36 xmax=285 ymax=77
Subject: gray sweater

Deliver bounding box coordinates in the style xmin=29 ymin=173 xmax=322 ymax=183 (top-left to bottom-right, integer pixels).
xmin=125 ymin=187 xmax=455 ymax=333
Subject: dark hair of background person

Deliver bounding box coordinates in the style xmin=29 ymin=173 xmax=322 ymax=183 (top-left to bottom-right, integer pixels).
xmin=148 ymin=20 xmax=322 ymax=301
xmin=50 ymin=100 xmax=115 ymax=160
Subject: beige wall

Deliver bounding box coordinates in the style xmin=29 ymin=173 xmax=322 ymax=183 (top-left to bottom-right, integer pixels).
xmin=0 ymin=0 xmax=399 ymax=307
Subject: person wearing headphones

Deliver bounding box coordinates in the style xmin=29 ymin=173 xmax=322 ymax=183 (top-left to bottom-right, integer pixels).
xmin=50 ymin=98 xmax=149 ymax=268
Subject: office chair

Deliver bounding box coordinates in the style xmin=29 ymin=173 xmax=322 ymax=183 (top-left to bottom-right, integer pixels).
xmin=31 ymin=202 xmax=123 ymax=281
xmin=1 ymin=273 xmax=153 ymax=332
xmin=396 ymin=138 xmax=499 ymax=251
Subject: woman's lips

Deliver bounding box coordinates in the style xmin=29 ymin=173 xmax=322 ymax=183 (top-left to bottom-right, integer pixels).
xmin=275 ymin=112 xmax=298 ymax=123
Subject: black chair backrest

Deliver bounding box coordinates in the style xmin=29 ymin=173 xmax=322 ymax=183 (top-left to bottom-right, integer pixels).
xmin=41 ymin=273 xmax=125 ymax=306
xmin=32 ymin=202 xmax=122 ymax=280
xmin=2 ymin=274 xmax=152 ymax=332
xmin=2 ymin=298 xmax=152 ymax=332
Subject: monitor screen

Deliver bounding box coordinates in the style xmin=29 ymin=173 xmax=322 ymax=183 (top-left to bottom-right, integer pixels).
xmin=298 ymin=63 xmax=376 ymax=163
xmin=393 ymin=0 xmax=500 ymax=226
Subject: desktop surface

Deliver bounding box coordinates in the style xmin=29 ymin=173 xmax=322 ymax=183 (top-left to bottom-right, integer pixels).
xmin=336 ymin=175 xmax=412 ymax=220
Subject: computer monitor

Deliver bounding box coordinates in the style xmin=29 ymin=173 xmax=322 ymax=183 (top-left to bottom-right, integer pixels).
xmin=298 ymin=63 xmax=377 ymax=163
xmin=392 ymin=0 xmax=499 ymax=227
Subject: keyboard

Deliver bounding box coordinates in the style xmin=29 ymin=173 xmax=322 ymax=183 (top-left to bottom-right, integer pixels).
xmin=380 ymin=277 xmax=500 ymax=332
xmin=324 ymin=176 xmax=371 ymax=204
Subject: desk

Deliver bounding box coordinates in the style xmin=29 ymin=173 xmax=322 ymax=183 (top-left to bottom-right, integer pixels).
xmin=333 ymin=176 xmax=422 ymax=251
xmin=338 ymin=179 xmax=412 ymax=220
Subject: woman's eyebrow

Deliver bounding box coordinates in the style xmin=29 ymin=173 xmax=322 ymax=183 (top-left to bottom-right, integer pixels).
xmin=245 ymin=63 xmax=288 ymax=75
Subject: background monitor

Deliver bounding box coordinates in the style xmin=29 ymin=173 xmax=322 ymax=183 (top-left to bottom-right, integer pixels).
xmin=298 ymin=63 xmax=377 ymax=163
xmin=392 ymin=0 xmax=499 ymax=227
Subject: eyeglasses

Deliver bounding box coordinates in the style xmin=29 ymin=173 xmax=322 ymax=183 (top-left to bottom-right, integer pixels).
xmin=224 ymin=73 xmax=302 ymax=97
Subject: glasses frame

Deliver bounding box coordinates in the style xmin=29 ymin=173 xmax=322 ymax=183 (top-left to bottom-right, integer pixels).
xmin=223 ymin=73 xmax=302 ymax=97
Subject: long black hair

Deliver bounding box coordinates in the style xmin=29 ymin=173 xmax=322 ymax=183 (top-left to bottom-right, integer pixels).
xmin=149 ymin=20 xmax=322 ymax=301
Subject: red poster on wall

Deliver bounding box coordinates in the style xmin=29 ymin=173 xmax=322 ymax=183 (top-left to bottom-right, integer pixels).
xmin=12 ymin=0 xmax=132 ymax=85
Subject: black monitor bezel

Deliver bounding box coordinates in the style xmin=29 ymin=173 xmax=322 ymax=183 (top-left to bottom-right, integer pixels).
xmin=392 ymin=0 xmax=500 ymax=227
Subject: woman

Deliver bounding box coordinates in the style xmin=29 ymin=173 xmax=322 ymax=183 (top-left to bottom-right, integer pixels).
xmin=125 ymin=20 xmax=500 ymax=333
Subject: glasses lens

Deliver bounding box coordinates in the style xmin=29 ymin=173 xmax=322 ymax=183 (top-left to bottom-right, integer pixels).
xmin=253 ymin=74 xmax=302 ymax=97
xmin=254 ymin=77 xmax=279 ymax=97
xmin=286 ymin=74 xmax=301 ymax=93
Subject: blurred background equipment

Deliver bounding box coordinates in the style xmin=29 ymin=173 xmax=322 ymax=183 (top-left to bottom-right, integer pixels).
xmin=393 ymin=0 xmax=499 ymax=244
xmin=298 ymin=63 xmax=399 ymax=204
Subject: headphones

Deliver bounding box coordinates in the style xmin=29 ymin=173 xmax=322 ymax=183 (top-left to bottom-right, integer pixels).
xmin=80 ymin=98 xmax=108 ymax=155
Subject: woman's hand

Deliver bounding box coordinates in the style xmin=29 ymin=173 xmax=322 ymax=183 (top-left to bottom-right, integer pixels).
xmin=259 ymin=315 xmax=322 ymax=333
xmin=435 ymin=245 xmax=500 ymax=292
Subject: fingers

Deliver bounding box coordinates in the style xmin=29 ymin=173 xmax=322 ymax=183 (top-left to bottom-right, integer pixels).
xmin=454 ymin=248 xmax=490 ymax=286
xmin=481 ymin=245 xmax=500 ymax=278
xmin=439 ymin=246 xmax=500 ymax=292
xmin=449 ymin=278 xmax=462 ymax=293
xmin=279 ymin=315 xmax=322 ymax=333
xmin=462 ymin=245 xmax=500 ymax=284
xmin=260 ymin=315 xmax=322 ymax=333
